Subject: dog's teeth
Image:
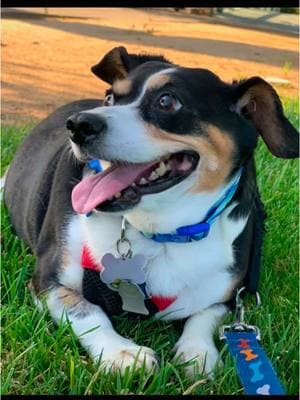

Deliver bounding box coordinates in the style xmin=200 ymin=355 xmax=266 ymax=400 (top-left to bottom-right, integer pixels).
xmin=178 ymin=155 xmax=192 ymax=171
xmin=139 ymin=177 xmax=148 ymax=185
xmin=155 ymin=161 xmax=168 ymax=177
xmin=149 ymin=171 xmax=159 ymax=181
xmin=131 ymin=182 xmax=137 ymax=187
xmin=114 ymin=192 xmax=121 ymax=198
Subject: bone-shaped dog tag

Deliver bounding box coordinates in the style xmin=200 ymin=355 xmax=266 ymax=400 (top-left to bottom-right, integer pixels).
xmin=118 ymin=281 xmax=149 ymax=315
xmin=100 ymin=253 xmax=146 ymax=285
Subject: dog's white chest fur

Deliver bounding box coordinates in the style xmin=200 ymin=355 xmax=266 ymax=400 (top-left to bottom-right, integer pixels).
xmin=61 ymin=203 xmax=247 ymax=320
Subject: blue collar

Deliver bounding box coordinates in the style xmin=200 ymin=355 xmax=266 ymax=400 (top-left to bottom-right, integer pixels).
xmin=141 ymin=168 xmax=243 ymax=243
xmin=87 ymin=160 xmax=243 ymax=244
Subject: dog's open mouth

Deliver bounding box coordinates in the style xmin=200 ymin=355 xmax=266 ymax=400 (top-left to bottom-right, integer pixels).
xmin=72 ymin=151 xmax=199 ymax=213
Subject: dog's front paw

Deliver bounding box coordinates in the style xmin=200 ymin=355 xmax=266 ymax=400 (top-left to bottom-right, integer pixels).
xmin=173 ymin=340 xmax=222 ymax=378
xmin=92 ymin=336 xmax=158 ymax=374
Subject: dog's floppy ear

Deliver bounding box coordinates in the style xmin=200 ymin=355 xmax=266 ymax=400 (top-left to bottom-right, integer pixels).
xmin=91 ymin=46 xmax=171 ymax=84
xmin=91 ymin=47 xmax=129 ymax=84
xmin=233 ymin=77 xmax=299 ymax=158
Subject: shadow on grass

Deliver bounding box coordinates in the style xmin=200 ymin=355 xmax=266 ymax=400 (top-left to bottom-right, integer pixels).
xmin=2 ymin=9 xmax=298 ymax=68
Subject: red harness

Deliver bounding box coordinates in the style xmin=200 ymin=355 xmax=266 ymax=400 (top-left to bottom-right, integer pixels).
xmin=81 ymin=245 xmax=176 ymax=312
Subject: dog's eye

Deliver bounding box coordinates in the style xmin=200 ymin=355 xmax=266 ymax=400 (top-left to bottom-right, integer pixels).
xmin=158 ymin=94 xmax=181 ymax=112
xmin=104 ymin=93 xmax=114 ymax=107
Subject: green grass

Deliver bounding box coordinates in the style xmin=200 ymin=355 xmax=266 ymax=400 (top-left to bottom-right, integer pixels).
xmin=1 ymin=98 xmax=299 ymax=395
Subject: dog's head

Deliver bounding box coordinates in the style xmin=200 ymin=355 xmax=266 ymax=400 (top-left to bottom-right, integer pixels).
xmin=69 ymin=46 xmax=299 ymax=217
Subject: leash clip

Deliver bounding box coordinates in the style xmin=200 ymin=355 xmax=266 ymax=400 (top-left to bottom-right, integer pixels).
xmin=220 ymin=286 xmax=261 ymax=340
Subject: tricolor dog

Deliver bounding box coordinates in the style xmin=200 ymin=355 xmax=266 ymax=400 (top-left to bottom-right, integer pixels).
xmin=4 ymin=47 xmax=299 ymax=377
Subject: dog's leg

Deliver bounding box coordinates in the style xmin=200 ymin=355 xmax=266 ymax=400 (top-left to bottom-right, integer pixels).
xmin=173 ymin=304 xmax=227 ymax=377
xmin=44 ymin=285 xmax=158 ymax=373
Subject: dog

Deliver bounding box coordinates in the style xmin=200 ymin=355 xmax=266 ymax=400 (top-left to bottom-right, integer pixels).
xmin=4 ymin=46 xmax=299 ymax=377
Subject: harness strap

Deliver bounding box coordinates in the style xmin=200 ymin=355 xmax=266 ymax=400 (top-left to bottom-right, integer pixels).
xmin=81 ymin=245 xmax=102 ymax=272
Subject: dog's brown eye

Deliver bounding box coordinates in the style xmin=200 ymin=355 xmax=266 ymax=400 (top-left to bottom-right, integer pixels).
xmin=158 ymin=94 xmax=181 ymax=112
xmin=104 ymin=93 xmax=114 ymax=107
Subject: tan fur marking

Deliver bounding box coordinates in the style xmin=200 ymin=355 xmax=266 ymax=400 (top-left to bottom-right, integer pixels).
xmin=120 ymin=350 xmax=134 ymax=358
xmin=147 ymin=123 xmax=235 ymax=192
xmin=54 ymin=287 xmax=92 ymax=318
xmin=57 ymin=287 xmax=81 ymax=308
xmin=61 ymin=247 xmax=70 ymax=269
xmin=146 ymin=74 xmax=171 ymax=91
xmin=112 ymin=79 xmax=132 ymax=96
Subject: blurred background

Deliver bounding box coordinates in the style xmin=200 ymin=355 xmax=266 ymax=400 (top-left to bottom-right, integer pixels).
xmin=1 ymin=7 xmax=299 ymax=125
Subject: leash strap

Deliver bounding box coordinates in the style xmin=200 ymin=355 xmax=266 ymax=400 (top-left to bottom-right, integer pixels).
xmin=220 ymin=287 xmax=285 ymax=395
xmin=223 ymin=331 xmax=285 ymax=395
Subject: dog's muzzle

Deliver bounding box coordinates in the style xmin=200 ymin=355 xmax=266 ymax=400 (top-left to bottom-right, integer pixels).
xmin=66 ymin=112 xmax=107 ymax=145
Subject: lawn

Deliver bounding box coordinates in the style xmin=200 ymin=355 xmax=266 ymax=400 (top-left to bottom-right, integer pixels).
xmin=1 ymin=98 xmax=299 ymax=395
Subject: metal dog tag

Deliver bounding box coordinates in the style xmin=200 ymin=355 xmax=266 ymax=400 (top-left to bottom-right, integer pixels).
xmin=99 ymin=217 xmax=149 ymax=314
xmin=100 ymin=253 xmax=146 ymax=285
xmin=118 ymin=281 xmax=149 ymax=315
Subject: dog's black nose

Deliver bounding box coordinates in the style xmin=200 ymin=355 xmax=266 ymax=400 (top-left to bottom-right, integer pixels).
xmin=66 ymin=112 xmax=107 ymax=145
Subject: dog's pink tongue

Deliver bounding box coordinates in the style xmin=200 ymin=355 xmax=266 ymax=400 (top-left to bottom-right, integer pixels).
xmin=72 ymin=162 xmax=153 ymax=214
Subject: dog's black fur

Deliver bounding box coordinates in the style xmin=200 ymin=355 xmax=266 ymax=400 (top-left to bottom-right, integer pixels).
xmin=5 ymin=48 xmax=298 ymax=299
xmin=4 ymin=48 xmax=299 ymax=360
xmin=4 ymin=47 xmax=299 ymax=378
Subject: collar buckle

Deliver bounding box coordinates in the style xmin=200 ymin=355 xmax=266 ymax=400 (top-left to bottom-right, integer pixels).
xmin=189 ymin=223 xmax=210 ymax=241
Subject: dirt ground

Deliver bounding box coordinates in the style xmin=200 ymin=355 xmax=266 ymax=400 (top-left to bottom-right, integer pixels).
xmin=2 ymin=8 xmax=299 ymax=125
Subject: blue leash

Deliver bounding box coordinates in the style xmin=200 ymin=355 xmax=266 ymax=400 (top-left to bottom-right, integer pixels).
xmin=220 ymin=288 xmax=285 ymax=395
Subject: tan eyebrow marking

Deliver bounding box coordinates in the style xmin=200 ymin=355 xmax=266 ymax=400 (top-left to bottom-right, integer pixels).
xmin=146 ymin=123 xmax=236 ymax=192
xmin=112 ymin=79 xmax=132 ymax=96
xmin=146 ymin=74 xmax=171 ymax=91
